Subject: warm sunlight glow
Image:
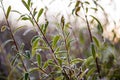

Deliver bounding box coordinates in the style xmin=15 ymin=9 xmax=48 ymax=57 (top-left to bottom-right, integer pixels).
xmin=0 ymin=0 xmax=120 ymax=39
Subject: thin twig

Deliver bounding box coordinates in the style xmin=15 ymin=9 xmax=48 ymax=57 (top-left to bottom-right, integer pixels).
xmin=29 ymin=59 xmax=48 ymax=75
xmin=81 ymin=3 xmax=101 ymax=79
xmin=0 ymin=1 xmax=28 ymax=73
xmin=85 ymin=15 xmax=101 ymax=78
xmin=29 ymin=11 xmax=58 ymax=65
xmin=85 ymin=15 xmax=93 ymax=42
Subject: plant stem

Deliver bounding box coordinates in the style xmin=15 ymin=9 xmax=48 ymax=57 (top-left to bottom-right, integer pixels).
xmin=85 ymin=15 xmax=101 ymax=78
xmin=86 ymin=13 xmax=101 ymax=79
xmin=81 ymin=3 xmax=101 ymax=79
xmin=29 ymin=11 xmax=58 ymax=65
xmin=28 ymin=59 xmax=48 ymax=75
xmin=0 ymin=1 xmax=28 ymax=73
xmin=85 ymin=15 xmax=93 ymax=42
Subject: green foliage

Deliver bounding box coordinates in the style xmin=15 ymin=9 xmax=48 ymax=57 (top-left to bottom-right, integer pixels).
xmin=0 ymin=0 xmax=120 ymax=80
xmin=36 ymin=53 xmax=42 ymax=67
xmin=11 ymin=53 xmax=20 ymax=66
xmin=61 ymin=16 xmax=65 ymax=29
xmin=22 ymin=0 xmax=30 ymax=11
xmin=1 ymin=25 xmax=6 ymax=32
xmin=40 ymin=20 xmax=49 ymax=34
xmin=52 ymin=35 xmax=60 ymax=49
xmin=91 ymin=43 xmax=96 ymax=59
xmin=91 ymin=15 xmax=103 ymax=34
xmin=93 ymin=36 xmax=100 ymax=47
xmin=37 ymin=8 xmax=44 ymax=22
xmin=24 ymin=72 xmax=29 ymax=80
xmin=72 ymin=1 xmax=81 ymax=16
xmin=31 ymin=35 xmax=40 ymax=56
xmin=1 ymin=39 xmax=13 ymax=49
xmin=70 ymin=58 xmax=84 ymax=65
xmin=6 ymin=6 xmax=11 ymax=19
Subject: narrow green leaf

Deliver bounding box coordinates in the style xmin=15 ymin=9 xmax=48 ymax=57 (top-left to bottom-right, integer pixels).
xmin=24 ymin=72 xmax=29 ymax=80
xmin=17 ymin=14 xmax=26 ymax=21
xmin=36 ymin=53 xmax=42 ymax=67
xmin=1 ymin=39 xmax=13 ymax=49
xmin=91 ymin=7 xmax=98 ymax=11
xmin=43 ymin=61 xmax=48 ymax=69
xmin=72 ymin=8 xmax=75 ymax=15
xmin=83 ymin=56 xmax=94 ymax=67
xmin=112 ymin=30 xmax=116 ymax=41
xmin=92 ymin=36 xmax=100 ymax=47
xmin=28 ymin=16 xmax=34 ymax=25
xmin=30 ymin=2 xmax=33 ymax=8
xmin=37 ymin=8 xmax=44 ymax=22
xmin=61 ymin=16 xmax=65 ymax=29
xmin=71 ymin=58 xmax=84 ymax=65
xmin=86 ymin=67 xmax=96 ymax=78
xmin=20 ymin=43 xmax=25 ymax=51
xmin=93 ymin=0 xmax=97 ymax=6
xmin=52 ymin=35 xmax=60 ymax=48
xmin=22 ymin=0 xmax=29 ymax=11
xmin=23 ymin=28 xmax=34 ymax=36
xmin=1 ymin=26 xmax=7 ymax=32
xmin=31 ymin=36 xmax=40 ymax=56
xmin=31 ymin=36 xmax=40 ymax=45
xmin=91 ymin=43 xmax=96 ymax=58
xmin=40 ymin=24 xmax=44 ymax=31
xmin=29 ymin=68 xmax=39 ymax=73
xmin=98 ymin=4 xmax=104 ymax=11
xmin=75 ymin=1 xmax=80 ymax=7
xmin=6 ymin=6 xmax=11 ymax=19
xmin=43 ymin=20 xmax=49 ymax=34
xmin=32 ymin=49 xmax=36 ymax=57
xmin=57 ymin=58 xmax=62 ymax=66
xmin=66 ymin=39 xmax=72 ymax=49
xmin=11 ymin=10 xmax=22 ymax=15
xmin=33 ymin=8 xmax=37 ymax=17
xmin=54 ymin=47 xmax=60 ymax=54
xmin=27 ymin=0 xmax=31 ymax=7
xmin=47 ymin=59 xmax=54 ymax=65
xmin=65 ymin=22 xmax=70 ymax=28
xmin=86 ymin=7 xmax=88 ymax=13
xmin=41 ymin=20 xmax=49 ymax=34
xmin=75 ymin=7 xmax=80 ymax=16
xmin=55 ymin=50 xmax=67 ymax=54
xmin=22 ymin=17 xmax=29 ymax=20
xmin=11 ymin=53 xmax=20 ymax=66
xmin=84 ymin=1 xmax=90 ymax=5
xmin=97 ymin=24 xmax=103 ymax=34
xmin=29 ymin=67 xmax=46 ymax=74
xmin=79 ymin=68 xmax=89 ymax=79
xmin=90 ymin=15 xmax=103 ymax=33
xmin=13 ymin=26 xmax=24 ymax=34
xmin=21 ymin=15 xmax=34 ymax=25
xmin=42 ymin=59 xmax=54 ymax=69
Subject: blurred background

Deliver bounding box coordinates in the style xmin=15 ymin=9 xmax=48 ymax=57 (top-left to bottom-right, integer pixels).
xmin=0 ymin=0 xmax=120 ymax=41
